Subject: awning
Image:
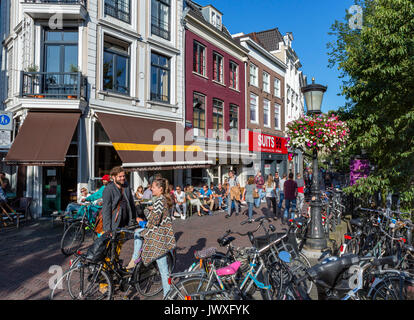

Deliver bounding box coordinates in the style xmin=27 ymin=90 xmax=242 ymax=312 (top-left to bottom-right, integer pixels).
xmin=4 ymin=111 xmax=80 ymax=166
xmin=96 ymin=112 xmax=212 ymax=171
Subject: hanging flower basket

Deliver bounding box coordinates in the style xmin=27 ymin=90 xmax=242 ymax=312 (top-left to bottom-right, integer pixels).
xmin=286 ymin=113 xmax=350 ymax=156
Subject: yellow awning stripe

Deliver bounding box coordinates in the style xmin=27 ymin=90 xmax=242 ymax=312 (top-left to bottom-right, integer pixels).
xmin=112 ymin=143 xmax=204 ymax=152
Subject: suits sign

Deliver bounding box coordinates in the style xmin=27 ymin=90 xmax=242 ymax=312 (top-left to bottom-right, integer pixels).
xmin=248 ymin=131 xmax=288 ymax=154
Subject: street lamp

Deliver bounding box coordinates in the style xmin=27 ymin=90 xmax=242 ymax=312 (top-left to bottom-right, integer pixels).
xmin=301 ymin=78 xmax=328 ymax=251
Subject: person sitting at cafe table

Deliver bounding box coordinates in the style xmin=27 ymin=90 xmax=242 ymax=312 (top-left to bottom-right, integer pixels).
xmin=63 ymin=187 xmax=91 ymax=217
xmin=142 ymin=185 xmax=153 ymax=200
xmin=79 ymin=174 xmax=111 ymax=221
xmin=135 ymin=186 xmax=144 ymax=202
xmin=173 ymin=185 xmax=187 ymax=220
xmin=186 ymin=185 xmax=210 ymax=217
xmin=199 ymin=184 xmax=214 ymax=214
xmin=213 ymin=183 xmax=227 ymax=211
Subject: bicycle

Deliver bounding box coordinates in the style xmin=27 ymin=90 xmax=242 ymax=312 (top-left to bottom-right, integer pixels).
xmin=51 ymin=224 xmax=176 ymax=300
xmin=60 ymin=203 xmax=99 ymax=256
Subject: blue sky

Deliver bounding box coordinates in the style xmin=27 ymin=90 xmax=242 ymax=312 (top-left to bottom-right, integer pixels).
xmin=194 ymin=0 xmax=356 ymax=113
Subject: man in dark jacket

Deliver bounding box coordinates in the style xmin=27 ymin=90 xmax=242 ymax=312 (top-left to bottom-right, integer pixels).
xmin=102 ymin=166 xmax=141 ymax=233
xmin=283 ymin=172 xmax=297 ymax=224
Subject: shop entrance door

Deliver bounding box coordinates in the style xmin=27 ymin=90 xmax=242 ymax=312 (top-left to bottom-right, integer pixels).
xmin=42 ymin=167 xmax=61 ymax=216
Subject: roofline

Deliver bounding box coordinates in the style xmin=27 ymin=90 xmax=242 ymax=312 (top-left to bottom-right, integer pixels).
xmin=238 ymin=36 xmax=287 ymax=70
xmin=186 ymin=12 xmax=249 ymax=56
xmin=201 ymin=4 xmax=223 ymax=15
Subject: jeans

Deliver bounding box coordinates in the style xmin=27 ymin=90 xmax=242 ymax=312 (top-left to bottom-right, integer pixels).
xmin=278 ymin=192 xmax=285 ymax=209
xmin=227 ymin=194 xmax=239 ymax=216
xmin=175 ymin=203 xmax=187 ymax=216
xmin=284 ymin=199 xmax=297 ymax=221
xmin=132 ymin=228 xmax=144 ymax=261
xmin=296 ymin=193 xmax=305 ymax=216
xmin=156 ymin=254 xmax=170 ymax=297
xmin=217 ymin=196 xmax=223 ymax=208
xmin=65 ymin=202 xmax=81 ymax=214
xmin=254 ymin=189 xmax=266 ymax=207
xmin=247 ymin=202 xmax=254 ymax=220
xmin=266 ymin=197 xmax=277 ymax=217
xmin=132 ymin=228 xmax=170 ymax=297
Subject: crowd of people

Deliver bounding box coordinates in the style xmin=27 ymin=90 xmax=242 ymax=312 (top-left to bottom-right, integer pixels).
xmin=61 ymin=166 xmax=344 ymax=298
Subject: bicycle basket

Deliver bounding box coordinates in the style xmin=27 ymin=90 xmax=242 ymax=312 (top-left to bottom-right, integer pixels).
xmin=85 ymin=236 xmax=110 ymax=263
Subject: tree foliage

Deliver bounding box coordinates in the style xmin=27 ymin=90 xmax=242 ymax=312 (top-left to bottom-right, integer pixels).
xmin=327 ymin=0 xmax=414 ymax=210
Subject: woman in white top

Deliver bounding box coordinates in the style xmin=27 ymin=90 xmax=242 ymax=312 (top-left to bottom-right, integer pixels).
xmin=265 ymin=175 xmax=277 ymax=219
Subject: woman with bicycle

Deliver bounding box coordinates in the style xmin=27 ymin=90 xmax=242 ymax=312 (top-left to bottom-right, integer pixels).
xmin=129 ymin=178 xmax=176 ymax=297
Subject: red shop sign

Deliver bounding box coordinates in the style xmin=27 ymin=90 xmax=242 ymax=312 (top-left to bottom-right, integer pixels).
xmin=248 ymin=131 xmax=288 ymax=154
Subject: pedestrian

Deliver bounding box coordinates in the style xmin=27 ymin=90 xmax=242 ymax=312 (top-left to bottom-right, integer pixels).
xmin=137 ymin=178 xmax=176 ymax=298
xmin=243 ymin=176 xmax=257 ymax=223
xmin=264 ymin=175 xmax=277 ymax=219
xmin=283 ymin=172 xmax=298 ymax=224
xmin=101 ymin=167 xmax=144 ymax=271
xmin=225 ymin=170 xmax=240 ymax=218
xmin=278 ymin=173 xmax=287 ymax=212
xmin=254 ymin=170 xmax=266 ymax=207
xmin=296 ymin=173 xmax=305 ymax=217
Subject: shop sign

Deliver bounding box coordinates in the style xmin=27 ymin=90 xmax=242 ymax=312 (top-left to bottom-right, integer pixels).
xmin=248 ymin=131 xmax=288 ymax=154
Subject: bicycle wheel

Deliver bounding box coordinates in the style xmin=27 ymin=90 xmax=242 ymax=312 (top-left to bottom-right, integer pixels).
xmin=49 ymin=267 xmax=76 ymax=300
xmin=164 ymin=276 xmax=227 ymax=300
xmin=372 ymin=276 xmax=414 ymax=300
xmin=67 ymin=264 xmax=112 ymax=300
xmin=60 ymin=221 xmax=86 ymax=256
xmin=134 ymin=260 xmax=163 ymax=297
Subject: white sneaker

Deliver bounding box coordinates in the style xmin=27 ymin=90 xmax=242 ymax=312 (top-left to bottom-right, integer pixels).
xmin=180 ymin=214 xmax=186 ymax=220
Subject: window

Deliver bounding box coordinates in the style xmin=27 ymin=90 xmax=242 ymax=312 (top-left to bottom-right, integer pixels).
xmin=150 ymin=52 xmax=170 ymax=103
xmin=104 ymin=0 xmax=131 ymax=23
xmin=229 ymin=104 xmax=239 ymax=142
xmin=151 ymin=0 xmax=171 ymax=40
xmin=193 ymin=41 xmax=206 ymax=76
xmin=250 ymin=93 xmax=258 ymax=123
xmin=263 ymin=71 xmax=270 ymax=93
xmin=249 ymin=63 xmax=258 ymax=87
xmin=43 ymin=29 xmax=79 ymax=97
xmin=274 ymin=103 xmax=281 ymax=130
xmin=7 ymin=47 xmax=13 ymax=98
xmin=210 ymin=10 xmax=222 ymax=29
xmin=213 ymin=52 xmax=223 ymax=83
xmin=193 ymin=92 xmax=205 ymax=137
xmin=274 ymin=78 xmax=280 ymax=98
xmin=229 ymin=61 xmax=238 ymax=90
xmin=103 ymin=37 xmax=130 ymax=94
xmin=263 ymin=99 xmax=270 ymax=127
xmin=212 ymin=99 xmax=224 ymax=139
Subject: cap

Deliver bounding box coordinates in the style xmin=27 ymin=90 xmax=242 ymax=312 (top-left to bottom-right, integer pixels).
xmin=102 ymin=174 xmax=110 ymax=182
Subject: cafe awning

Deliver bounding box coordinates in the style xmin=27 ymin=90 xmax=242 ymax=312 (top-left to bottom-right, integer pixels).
xmin=4 ymin=111 xmax=80 ymax=166
xmin=96 ymin=112 xmax=212 ymax=171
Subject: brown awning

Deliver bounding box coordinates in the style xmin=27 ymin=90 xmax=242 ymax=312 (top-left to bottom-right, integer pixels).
xmin=4 ymin=111 xmax=80 ymax=166
xmin=96 ymin=112 xmax=212 ymax=171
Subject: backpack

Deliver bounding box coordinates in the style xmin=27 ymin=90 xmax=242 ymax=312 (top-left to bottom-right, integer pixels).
xmin=85 ymin=235 xmax=110 ymax=263
xmin=94 ymin=209 xmax=103 ymax=234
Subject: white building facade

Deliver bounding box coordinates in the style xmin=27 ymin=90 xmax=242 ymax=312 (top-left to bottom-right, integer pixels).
xmin=1 ymin=0 xmax=188 ymax=217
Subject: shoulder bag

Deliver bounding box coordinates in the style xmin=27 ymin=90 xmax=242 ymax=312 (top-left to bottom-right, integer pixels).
xmin=140 ymin=199 xmax=176 ymax=266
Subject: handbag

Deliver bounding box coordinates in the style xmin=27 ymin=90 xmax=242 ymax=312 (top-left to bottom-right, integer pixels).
xmin=140 ymin=199 xmax=176 ymax=266
xmin=253 ymin=189 xmax=260 ymax=199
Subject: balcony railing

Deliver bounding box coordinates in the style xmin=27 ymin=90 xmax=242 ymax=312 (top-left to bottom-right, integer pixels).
xmin=20 ymin=71 xmax=87 ymax=100
xmin=23 ymin=0 xmax=87 ymax=5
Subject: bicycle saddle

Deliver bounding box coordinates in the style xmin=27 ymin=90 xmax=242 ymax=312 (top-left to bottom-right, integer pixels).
xmin=194 ymin=247 xmax=217 ymax=259
xmin=350 ymin=218 xmax=363 ymax=228
xmin=216 ymin=261 xmax=241 ymax=277
xmin=253 ymin=233 xmax=284 ymax=250
xmin=306 ymin=254 xmax=360 ymax=289
xmin=218 ymin=236 xmax=236 ymax=247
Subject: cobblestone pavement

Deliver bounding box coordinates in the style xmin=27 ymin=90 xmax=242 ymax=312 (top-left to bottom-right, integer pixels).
xmin=0 ymin=201 xmax=304 ymax=300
